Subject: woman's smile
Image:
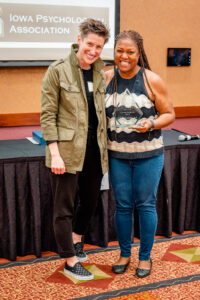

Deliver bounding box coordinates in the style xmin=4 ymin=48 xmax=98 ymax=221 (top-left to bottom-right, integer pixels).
xmin=115 ymin=38 xmax=140 ymax=78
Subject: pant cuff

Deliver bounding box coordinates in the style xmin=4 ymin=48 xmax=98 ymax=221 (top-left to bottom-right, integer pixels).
xmin=59 ymin=251 xmax=76 ymax=258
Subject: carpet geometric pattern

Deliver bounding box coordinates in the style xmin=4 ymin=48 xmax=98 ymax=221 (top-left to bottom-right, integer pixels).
xmin=0 ymin=234 xmax=200 ymax=299
xmin=47 ymin=263 xmax=115 ymax=289
xmin=60 ymin=265 xmax=112 ymax=284
xmin=109 ymin=280 xmax=200 ymax=300
xmin=162 ymin=244 xmax=200 ymax=265
xmin=108 ymin=291 xmax=161 ymax=299
xmin=170 ymin=247 xmax=200 ymax=263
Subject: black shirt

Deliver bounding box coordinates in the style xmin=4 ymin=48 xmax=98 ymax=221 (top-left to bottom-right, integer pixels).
xmin=82 ymin=67 xmax=98 ymax=133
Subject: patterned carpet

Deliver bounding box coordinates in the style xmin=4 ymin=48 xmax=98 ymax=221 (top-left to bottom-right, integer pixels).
xmin=0 ymin=233 xmax=200 ymax=299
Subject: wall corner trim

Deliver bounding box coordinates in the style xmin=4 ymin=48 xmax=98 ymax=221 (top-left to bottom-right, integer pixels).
xmin=0 ymin=113 xmax=40 ymax=126
xmin=0 ymin=106 xmax=200 ymax=126
xmin=174 ymin=106 xmax=200 ymax=118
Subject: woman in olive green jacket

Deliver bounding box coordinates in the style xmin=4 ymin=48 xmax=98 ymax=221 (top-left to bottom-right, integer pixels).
xmin=40 ymin=19 xmax=109 ymax=281
xmin=41 ymin=43 xmax=108 ymax=175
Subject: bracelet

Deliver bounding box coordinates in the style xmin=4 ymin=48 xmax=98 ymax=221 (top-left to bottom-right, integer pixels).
xmin=150 ymin=119 xmax=154 ymax=129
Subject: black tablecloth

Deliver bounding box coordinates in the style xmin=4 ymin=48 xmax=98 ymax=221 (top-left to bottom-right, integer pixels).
xmin=0 ymin=130 xmax=200 ymax=260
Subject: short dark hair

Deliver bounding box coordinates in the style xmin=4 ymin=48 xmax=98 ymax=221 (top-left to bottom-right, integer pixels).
xmin=79 ymin=18 xmax=110 ymax=44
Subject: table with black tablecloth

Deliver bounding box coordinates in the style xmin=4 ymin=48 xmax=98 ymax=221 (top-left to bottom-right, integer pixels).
xmin=0 ymin=130 xmax=200 ymax=260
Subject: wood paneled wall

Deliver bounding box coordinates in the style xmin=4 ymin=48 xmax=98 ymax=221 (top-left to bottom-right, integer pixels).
xmin=0 ymin=0 xmax=200 ymax=125
xmin=120 ymin=0 xmax=200 ymax=107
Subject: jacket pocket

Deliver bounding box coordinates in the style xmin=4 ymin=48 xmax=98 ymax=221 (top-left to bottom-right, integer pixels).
xmin=57 ymin=128 xmax=75 ymax=141
xmin=60 ymin=82 xmax=80 ymax=115
xmin=60 ymin=82 xmax=80 ymax=93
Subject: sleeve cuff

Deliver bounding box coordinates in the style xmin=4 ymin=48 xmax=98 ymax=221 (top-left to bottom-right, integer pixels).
xmin=46 ymin=140 xmax=58 ymax=145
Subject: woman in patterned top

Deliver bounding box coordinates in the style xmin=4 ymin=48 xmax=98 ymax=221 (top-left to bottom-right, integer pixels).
xmin=105 ymin=30 xmax=175 ymax=278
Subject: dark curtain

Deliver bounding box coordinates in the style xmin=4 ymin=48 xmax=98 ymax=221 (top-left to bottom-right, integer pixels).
xmin=0 ymin=145 xmax=200 ymax=260
xmin=0 ymin=157 xmax=57 ymax=260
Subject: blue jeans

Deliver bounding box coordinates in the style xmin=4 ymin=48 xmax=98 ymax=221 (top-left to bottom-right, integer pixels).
xmin=109 ymin=154 xmax=164 ymax=260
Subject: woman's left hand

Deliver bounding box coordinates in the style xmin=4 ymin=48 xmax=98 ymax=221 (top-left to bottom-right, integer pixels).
xmin=129 ymin=119 xmax=152 ymax=133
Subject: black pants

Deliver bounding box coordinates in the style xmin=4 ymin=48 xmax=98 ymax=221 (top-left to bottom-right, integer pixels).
xmin=49 ymin=136 xmax=103 ymax=258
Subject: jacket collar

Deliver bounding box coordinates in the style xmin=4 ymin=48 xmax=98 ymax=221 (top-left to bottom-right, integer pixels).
xmin=70 ymin=43 xmax=104 ymax=72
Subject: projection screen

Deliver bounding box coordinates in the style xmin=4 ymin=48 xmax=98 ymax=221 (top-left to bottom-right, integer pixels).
xmin=0 ymin=0 xmax=119 ymax=66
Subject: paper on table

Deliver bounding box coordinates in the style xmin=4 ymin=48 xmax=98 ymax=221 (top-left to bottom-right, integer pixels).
xmin=26 ymin=137 xmax=39 ymax=144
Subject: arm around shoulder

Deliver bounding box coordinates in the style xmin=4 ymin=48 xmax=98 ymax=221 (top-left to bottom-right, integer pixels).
xmin=105 ymin=68 xmax=114 ymax=87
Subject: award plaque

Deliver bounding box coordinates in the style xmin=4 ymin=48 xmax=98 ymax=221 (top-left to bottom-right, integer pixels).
xmin=112 ymin=89 xmax=143 ymax=128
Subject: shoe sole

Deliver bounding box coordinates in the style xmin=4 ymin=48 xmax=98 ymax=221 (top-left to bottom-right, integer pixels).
xmin=77 ymin=255 xmax=88 ymax=262
xmin=64 ymin=268 xmax=94 ymax=281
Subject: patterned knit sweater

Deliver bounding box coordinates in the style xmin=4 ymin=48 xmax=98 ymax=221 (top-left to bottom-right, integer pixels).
xmin=105 ymin=68 xmax=164 ymax=159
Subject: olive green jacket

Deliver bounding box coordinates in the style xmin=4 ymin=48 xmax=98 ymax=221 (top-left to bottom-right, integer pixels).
xmin=40 ymin=44 xmax=108 ymax=174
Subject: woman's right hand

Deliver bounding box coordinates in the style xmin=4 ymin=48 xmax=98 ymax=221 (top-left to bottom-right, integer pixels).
xmin=51 ymin=154 xmax=66 ymax=174
xmin=48 ymin=142 xmax=66 ymax=174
